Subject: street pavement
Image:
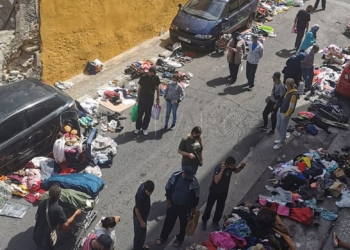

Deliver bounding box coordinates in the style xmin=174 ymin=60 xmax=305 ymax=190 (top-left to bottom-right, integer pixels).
xmin=1 ymin=0 xmax=350 ymax=249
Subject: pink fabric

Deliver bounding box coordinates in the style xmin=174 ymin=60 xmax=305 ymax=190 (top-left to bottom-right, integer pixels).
xmin=210 ymin=231 xmax=236 ymax=250
xmin=81 ymin=233 xmax=97 ymax=250
xmin=231 ymin=234 xmax=247 ymax=247
xmin=277 ymin=205 xmax=291 ymax=217
xmin=22 ymin=169 xmax=41 ymax=189
xmin=259 ymin=197 xmax=267 ymax=206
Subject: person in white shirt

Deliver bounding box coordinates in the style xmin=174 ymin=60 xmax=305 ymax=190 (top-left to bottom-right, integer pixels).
xmin=246 ymin=34 xmax=264 ymax=91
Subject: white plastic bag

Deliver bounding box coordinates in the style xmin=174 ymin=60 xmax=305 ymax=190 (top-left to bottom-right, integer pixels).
xmin=151 ymin=104 xmax=161 ymax=120
xmin=293 ymin=0 xmax=303 ymax=7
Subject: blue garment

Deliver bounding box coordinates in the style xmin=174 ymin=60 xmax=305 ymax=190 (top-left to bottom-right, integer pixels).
xmin=302 ymin=67 xmax=314 ymax=88
xmin=171 ymin=175 xmax=190 ymax=206
xmin=252 ymin=43 xmax=258 ymax=51
xmin=298 ymin=31 xmax=316 ymax=52
xmin=224 ymin=218 xmax=252 ymax=238
xmin=304 ymin=199 xmax=338 ymax=221
xmin=165 ymin=100 xmax=179 ymax=126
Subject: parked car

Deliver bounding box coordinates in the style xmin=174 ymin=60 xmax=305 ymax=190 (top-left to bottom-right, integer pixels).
xmin=169 ymin=0 xmax=259 ymax=50
xmin=336 ymin=60 xmax=350 ymax=98
xmin=0 ymin=78 xmax=78 ymax=175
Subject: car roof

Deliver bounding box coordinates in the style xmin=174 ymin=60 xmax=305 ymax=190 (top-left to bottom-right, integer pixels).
xmin=0 ymin=79 xmax=70 ymax=121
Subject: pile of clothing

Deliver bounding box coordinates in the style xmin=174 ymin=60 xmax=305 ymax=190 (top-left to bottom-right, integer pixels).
xmin=255 ymin=0 xmax=294 ymax=23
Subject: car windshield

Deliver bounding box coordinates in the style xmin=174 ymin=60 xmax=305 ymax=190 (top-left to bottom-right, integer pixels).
xmin=183 ymin=0 xmax=225 ymax=21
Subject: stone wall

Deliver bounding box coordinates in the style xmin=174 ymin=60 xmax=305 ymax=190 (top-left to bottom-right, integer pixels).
xmin=0 ymin=0 xmax=41 ymax=85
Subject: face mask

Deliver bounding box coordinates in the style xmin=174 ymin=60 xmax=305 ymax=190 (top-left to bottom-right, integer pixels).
xmin=236 ymin=36 xmax=241 ymax=40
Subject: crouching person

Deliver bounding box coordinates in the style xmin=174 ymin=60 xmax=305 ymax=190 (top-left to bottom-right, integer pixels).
xmin=82 ymin=234 xmax=113 ymax=250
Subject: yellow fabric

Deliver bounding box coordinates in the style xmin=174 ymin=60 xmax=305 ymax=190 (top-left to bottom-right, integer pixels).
xmin=299 ymin=156 xmax=311 ymax=168
xmin=284 ymin=89 xmax=298 ymax=117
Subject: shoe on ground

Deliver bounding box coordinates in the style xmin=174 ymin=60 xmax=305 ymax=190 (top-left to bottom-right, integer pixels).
xmin=248 ymin=87 xmax=253 ymax=91
xmin=257 ymin=126 xmax=268 ymax=131
xmin=201 ymin=222 xmax=207 ymax=230
xmin=286 ymin=132 xmax=291 ymax=138
xmin=170 ymin=124 xmax=176 ymax=131
xmin=274 ymin=139 xmax=280 ymax=144
xmin=213 ymin=221 xmax=221 ymax=231
xmin=163 ymin=125 xmax=168 ymax=130
xmin=333 ymin=232 xmax=339 ymax=248
xmin=143 ymin=130 xmax=148 ymax=136
xmin=266 ymin=129 xmax=275 ymax=135
xmin=134 ymin=129 xmax=140 ymax=134
xmin=273 ymin=143 xmax=285 ymax=150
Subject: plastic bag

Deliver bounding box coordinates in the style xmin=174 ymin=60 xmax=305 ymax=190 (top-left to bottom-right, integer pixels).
xmin=151 ymin=104 xmax=161 ymax=120
xmin=293 ymin=0 xmax=303 ymax=7
xmin=131 ymin=104 xmax=138 ymax=122
xmin=186 ymin=210 xmax=200 ymax=236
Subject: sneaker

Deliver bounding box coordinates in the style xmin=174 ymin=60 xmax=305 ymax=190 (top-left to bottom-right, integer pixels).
xmin=257 ymin=126 xmax=268 ymax=131
xmin=163 ymin=125 xmax=168 ymax=130
xmin=201 ymin=222 xmax=207 ymax=230
xmin=274 ymin=139 xmax=280 ymax=144
xmin=213 ymin=221 xmax=221 ymax=231
xmin=286 ymin=132 xmax=291 ymax=138
xmin=248 ymin=87 xmax=253 ymax=91
xmin=170 ymin=124 xmax=176 ymax=131
xmin=134 ymin=129 xmax=140 ymax=134
xmin=333 ymin=232 xmax=339 ymax=248
xmin=273 ymin=143 xmax=285 ymax=150
xmin=143 ymin=130 xmax=148 ymax=136
xmin=266 ymin=129 xmax=275 ymax=136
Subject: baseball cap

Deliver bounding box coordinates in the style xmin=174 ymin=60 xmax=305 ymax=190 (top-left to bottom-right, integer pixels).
xmin=149 ymin=65 xmax=157 ymax=73
xmin=97 ymin=234 xmax=112 ymax=250
xmin=272 ymin=72 xmax=281 ymax=78
xmin=183 ymin=165 xmax=195 ymax=180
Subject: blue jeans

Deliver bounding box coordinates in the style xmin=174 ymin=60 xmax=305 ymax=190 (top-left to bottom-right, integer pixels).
xmin=246 ymin=61 xmax=258 ymax=88
xmin=165 ymin=100 xmax=179 ymax=126
xmin=302 ymin=67 xmax=314 ymax=88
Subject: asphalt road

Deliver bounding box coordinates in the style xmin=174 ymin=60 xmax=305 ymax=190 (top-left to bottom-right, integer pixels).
xmin=1 ymin=0 xmax=350 ymax=249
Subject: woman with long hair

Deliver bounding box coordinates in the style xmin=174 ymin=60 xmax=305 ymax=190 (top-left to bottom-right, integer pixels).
xmin=298 ymin=24 xmax=319 ymax=52
xmin=94 ymin=216 xmax=121 ymax=249
xmin=178 ymin=126 xmax=203 ymax=174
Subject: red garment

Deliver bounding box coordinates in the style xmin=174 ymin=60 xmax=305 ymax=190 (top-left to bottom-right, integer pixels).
xmin=23 ymin=193 xmax=40 ymax=204
xmin=29 ymin=181 xmax=42 ymax=193
xmin=296 ymin=162 xmax=307 ymax=172
xmin=25 ymin=162 xmax=35 ymax=169
xmin=290 ymin=207 xmax=313 ymax=226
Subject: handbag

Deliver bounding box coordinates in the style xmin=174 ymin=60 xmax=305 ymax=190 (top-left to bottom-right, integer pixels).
xmin=46 ymin=200 xmax=57 ymax=246
xmin=151 ymin=104 xmax=161 ymax=120
xmin=185 ymin=210 xmax=200 ymax=236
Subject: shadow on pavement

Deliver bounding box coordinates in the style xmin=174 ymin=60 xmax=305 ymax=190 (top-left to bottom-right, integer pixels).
xmin=5 ymin=226 xmax=36 ymax=250
xmin=115 ymin=129 xmax=164 ymax=145
xmin=206 ymin=76 xmax=230 ymax=88
xmin=275 ymin=48 xmax=296 ymax=59
xmin=218 ymin=83 xmax=249 ymax=96
xmin=148 ymin=200 xmax=167 ymax=222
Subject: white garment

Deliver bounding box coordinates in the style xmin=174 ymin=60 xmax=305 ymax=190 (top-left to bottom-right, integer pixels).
xmin=30 ymin=157 xmax=53 ymax=168
xmin=53 ymin=138 xmax=66 ymax=163
xmin=94 ymin=217 xmax=116 ymax=249
xmin=83 ymin=166 xmax=102 ymax=178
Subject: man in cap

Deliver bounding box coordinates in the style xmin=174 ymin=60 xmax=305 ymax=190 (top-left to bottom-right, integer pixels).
xmin=246 ymin=34 xmax=264 ymax=91
xmin=156 ymin=166 xmax=200 ymax=248
xmin=81 ymin=233 xmax=113 ymax=250
xmin=226 ymin=31 xmax=246 ymax=85
xmin=257 ymin=72 xmax=285 ymax=135
xmin=301 ymin=44 xmax=319 ymax=91
xmin=135 ymin=65 xmax=160 ymax=136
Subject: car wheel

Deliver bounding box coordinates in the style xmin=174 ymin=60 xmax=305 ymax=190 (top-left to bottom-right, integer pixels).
xmin=245 ymin=14 xmax=255 ymax=29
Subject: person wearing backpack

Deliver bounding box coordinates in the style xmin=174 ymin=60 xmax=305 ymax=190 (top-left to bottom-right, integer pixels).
xmin=163 ymin=74 xmax=184 ymax=131
xmin=273 ymin=79 xmax=298 ymax=150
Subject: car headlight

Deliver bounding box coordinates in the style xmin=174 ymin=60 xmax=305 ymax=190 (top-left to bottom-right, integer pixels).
xmin=170 ymin=24 xmax=178 ymax=31
xmin=195 ymin=34 xmax=213 ymax=39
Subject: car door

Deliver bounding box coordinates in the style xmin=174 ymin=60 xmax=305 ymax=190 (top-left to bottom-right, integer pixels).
xmin=223 ymin=0 xmax=240 ymax=33
xmin=0 ymin=110 xmax=32 ymax=174
xmin=237 ymin=0 xmax=252 ymax=25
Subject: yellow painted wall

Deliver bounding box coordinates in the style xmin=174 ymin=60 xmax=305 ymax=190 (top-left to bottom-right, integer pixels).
xmin=40 ymin=0 xmax=186 ymax=83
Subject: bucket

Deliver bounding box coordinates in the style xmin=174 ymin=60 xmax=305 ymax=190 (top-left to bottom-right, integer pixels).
xmin=298 ymin=82 xmax=305 ymax=95
xmin=258 ymin=26 xmax=274 ymax=35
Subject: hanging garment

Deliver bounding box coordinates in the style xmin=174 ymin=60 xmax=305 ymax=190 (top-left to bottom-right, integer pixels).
xmin=53 ymin=138 xmax=66 ymax=163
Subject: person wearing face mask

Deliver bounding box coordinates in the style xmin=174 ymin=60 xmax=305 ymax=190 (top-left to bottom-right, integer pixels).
xmin=201 ymin=157 xmax=246 ymax=231
xmin=246 ymin=34 xmax=264 ymax=91
xmin=178 ymin=126 xmax=203 ymax=175
xmin=226 ymin=31 xmax=246 ymax=86
xmin=273 ymin=79 xmax=298 ymax=150
xmin=298 ymin=24 xmax=319 ymax=53
xmin=257 ymin=72 xmax=285 ymax=136
xmin=163 ymin=74 xmax=185 ymax=131
xmin=282 ymin=52 xmax=305 ymax=86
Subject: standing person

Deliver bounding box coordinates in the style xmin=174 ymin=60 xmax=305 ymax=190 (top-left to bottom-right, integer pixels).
xmin=246 ymin=34 xmax=264 ymax=91
xmin=201 ymin=157 xmax=246 ymax=231
xmin=299 ymin=24 xmax=319 ymax=52
xmin=133 ymin=180 xmax=155 ymax=250
xmin=33 ymin=185 xmax=81 ymax=250
xmin=293 ymin=5 xmax=313 ymax=51
xmin=156 ymin=166 xmax=200 ymax=248
xmin=282 ymin=52 xmax=306 ymax=85
xmin=81 ymin=234 xmax=113 ymax=250
xmin=301 ymin=44 xmax=319 ymax=91
xmin=273 ymin=79 xmax=298 ymax=150
xmin=163 ymin=74 xmax=184 ymax=131
xmin=135 ymin=65 xmax=160 ymax=136
xmin=226 ymin=31 xmax=246 ymax=86
xmin=178 ymin=126 xmax=203 ymax=175
xmin=314 ymin=0 xmax=326 ymax=10
xmin=94 ymin=216 xmax=121 ymax=249
xmin=257 ymin=72 xmax=286 ymax=136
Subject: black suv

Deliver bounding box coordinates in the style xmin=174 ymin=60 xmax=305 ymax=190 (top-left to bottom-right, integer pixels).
xmin=0 ymin=79 xmax=77 ymax=174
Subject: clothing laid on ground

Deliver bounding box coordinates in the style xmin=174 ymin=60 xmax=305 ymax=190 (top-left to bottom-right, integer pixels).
xmin=179 ymin=137 xmax=202 ymax=172
xmin=33 ymin=199 xmax=67 ymax=249
xmin=94 ymin=218 xmax=116 ymax=249
xmin=259 ymin=186 xmax=293 ymax=203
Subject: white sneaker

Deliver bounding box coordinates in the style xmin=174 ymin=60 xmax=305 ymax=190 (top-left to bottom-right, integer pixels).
xmin=286 ymin=132 xmax=291 ymax=138
xmin=143 ymin=130 xmax=148 ymax=136
xmin=134 ymin=129 xmax=140 ymax=134
xmin=274 ymin=140 xmax=280 ymax=144
xmin=273 ymin=143 xmax=284 ymax=150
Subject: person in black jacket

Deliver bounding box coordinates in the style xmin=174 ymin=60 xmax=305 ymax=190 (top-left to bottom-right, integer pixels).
xmin=282 ymin=52 xmax=305 ymax=86
xmin=156 ymin=166 xmax=200 ymax=248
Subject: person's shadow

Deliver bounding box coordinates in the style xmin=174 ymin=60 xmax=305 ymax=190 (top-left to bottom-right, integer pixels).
xmin=206 ymin=76 xmax=230 ymax=88
xmin=5 ymin=226 xmax=37 ymax=250
xmin=116 ymin=128 xmax=164 ymax=145
xmin=147 ymin=200 xmax=167 ymax=222
xmin=275 ymin=49 xmax=296 ymax=58
xmin=218 ymin=83 xmax=250 ymax=96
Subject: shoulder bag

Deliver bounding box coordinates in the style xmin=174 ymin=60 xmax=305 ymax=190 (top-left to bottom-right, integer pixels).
xmin=46 ymin=200 xmax=58 ymax=246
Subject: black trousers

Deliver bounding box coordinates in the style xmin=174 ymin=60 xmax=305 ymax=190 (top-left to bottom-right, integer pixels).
xmin=263 ymin=100 xmax=278 ymax=131
xmin=136 ymin=98 xmax=153 ymax=130
xmin=314 ymin=0 xmax=326 ymax=9
xmin=202 ymin=192 xmax=228 ymax=224
xmin=228 ymin=63 xmax=240 ymax=83
xmin=246 ymin=61 xmax=258 ymax=88
xmin=160 ymin=204 xmax=188 ymax=242
xmin=295 ymin=28 xmax=305 ymax=50
xmin=133 ymin=213 xmax=147 ymax=250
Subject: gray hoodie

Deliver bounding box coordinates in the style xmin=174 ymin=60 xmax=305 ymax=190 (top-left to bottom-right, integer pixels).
xmin=164 ymin=82 xmax=184 ymax=101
